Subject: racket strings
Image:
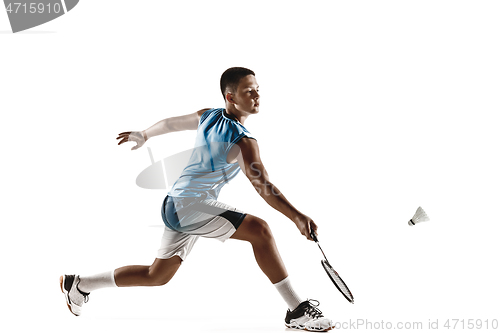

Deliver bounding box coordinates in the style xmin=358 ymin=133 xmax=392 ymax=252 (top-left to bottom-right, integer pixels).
xmin=323 ymin=262 xmax=354 ymax=301
xmin=312 ymin=231 xmax=354 ymax=303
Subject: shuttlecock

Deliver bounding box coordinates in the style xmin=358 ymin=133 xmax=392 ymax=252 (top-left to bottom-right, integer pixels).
xmin=408 ymin=207 xmax=430 ymax=226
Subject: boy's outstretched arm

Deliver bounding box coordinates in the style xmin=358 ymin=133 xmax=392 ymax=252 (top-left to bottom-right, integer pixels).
xmin=116 ymin=108 xmax=210 ymax=150
xmin=232 ymin=137 xmax=318 ymax=241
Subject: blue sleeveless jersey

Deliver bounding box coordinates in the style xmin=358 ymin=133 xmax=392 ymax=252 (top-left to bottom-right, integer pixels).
xmin=168 ymin=108 xmax=255 ymax=199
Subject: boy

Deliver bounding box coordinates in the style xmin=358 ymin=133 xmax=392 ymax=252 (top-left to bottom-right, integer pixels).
xmin=60 ymin=67 xmax=334 ymax=331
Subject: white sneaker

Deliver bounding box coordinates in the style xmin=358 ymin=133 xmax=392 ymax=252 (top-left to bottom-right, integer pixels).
xmin=285 ymin=300 xmax=334 ymax=331
xmin=60 ymin=275 xmax=90 ymax=316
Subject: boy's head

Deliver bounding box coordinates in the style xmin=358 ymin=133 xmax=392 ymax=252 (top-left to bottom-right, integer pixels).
xmin=220 ymin=67 xmax=256 ymax=101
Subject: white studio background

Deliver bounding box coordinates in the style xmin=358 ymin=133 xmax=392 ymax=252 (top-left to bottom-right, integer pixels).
xmin=1 ymin=1 xmax=499 ymax=332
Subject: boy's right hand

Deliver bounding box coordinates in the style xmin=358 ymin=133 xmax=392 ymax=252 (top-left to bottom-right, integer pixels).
xmin=116 ymin=131 xmax=146 ymax=150
xmin=293 ymin=213 xmax=318 ymax=241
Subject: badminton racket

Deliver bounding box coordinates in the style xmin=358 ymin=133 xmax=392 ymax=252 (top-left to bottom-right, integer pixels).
xmin=311 ymin=230 xmax=354 ymax=304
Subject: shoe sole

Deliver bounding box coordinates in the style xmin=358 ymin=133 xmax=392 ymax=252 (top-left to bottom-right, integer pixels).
xmin=285 ymin=323 xmax=334 ymax=331
xmin=60 ymin=275 xmax=79 ymax=316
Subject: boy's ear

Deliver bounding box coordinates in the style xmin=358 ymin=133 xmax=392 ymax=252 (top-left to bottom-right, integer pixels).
xmin=226 ymin=92 xmax=235 ymax=104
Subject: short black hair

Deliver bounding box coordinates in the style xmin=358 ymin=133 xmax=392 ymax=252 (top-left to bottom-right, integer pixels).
xmin=220 ymin=67 xmax=256 ymax=101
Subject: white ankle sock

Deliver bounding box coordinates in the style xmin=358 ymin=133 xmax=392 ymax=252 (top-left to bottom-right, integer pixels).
xmin=273 ymin=276 xmax=303 ymax=310
xmin=78 ymin=270 xmax=117 ymax=293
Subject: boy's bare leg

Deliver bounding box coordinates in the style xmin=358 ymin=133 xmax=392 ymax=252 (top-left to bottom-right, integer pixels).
xmin=230 ymin=214 xmax=334 ymax=331
xmin=230 ymin=214 xmax=288 ymax=284
xmin=230 ymin=214 xmax=304 ymax=312
xmin=114 ymin=256 xmax=182 ymax=287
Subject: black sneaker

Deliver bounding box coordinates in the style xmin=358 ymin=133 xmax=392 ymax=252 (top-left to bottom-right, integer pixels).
xmin=60 ymin=275 xmax=90 ymax=316
xmin=285 ymin=300 xmax=334 ymax=331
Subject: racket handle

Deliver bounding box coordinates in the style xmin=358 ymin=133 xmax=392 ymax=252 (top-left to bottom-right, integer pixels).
xmin=310 ymin=229 xmax=319 ymax=242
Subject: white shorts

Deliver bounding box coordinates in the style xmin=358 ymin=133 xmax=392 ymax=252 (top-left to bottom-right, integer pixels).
xmin=157 ymin=196 xmax=247 ymax=260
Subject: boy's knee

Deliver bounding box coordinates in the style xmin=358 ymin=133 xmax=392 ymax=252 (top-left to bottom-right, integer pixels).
xmin=152 ymin=277 xmax=170 ymax=286
xmin=247 ymin=216 xmax=273 ymax=243
xmin=148 ymin=272 xmax=175 ymax=286
xmin=148 ymin=258 xmax=181 ymax=286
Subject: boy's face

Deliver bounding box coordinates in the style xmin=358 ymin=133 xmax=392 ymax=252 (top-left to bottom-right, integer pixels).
xmin=228 ymin=75 xmax=260 ymax=115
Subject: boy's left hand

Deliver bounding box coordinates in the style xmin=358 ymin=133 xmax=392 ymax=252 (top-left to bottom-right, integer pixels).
xmin=117 ymin=131 xmax=146 ymax=150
